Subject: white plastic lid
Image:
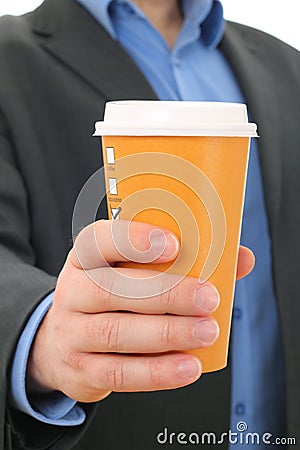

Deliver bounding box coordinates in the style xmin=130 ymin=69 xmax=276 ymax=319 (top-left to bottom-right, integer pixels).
xmin=94 ymin=101 xmax=257 ymax=137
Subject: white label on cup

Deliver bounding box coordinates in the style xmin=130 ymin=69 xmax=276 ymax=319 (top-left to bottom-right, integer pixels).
xmin=109 ymin=178 xmax=118 ymax=195
xmin=106 ymin=147 xmax=115 ymax=164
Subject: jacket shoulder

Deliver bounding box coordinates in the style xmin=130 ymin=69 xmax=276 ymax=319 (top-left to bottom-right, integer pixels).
xmin=226 ymin=21 xmax=299 ymax=60
xmin=0 ymin=12 xmax=45 ymax=90
xmin=225 ymin=21 xmax=300 ymax=80
xmin=0 ymin=13 xmax=34 ymax=48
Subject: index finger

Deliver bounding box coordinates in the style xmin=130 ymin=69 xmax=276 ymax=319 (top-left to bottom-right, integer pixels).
xmin=69 ymin=219 xmax=180 ymax=270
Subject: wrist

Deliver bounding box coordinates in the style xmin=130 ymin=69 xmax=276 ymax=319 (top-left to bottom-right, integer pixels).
xmin=26 ymin=306 xmax=57 ymax=394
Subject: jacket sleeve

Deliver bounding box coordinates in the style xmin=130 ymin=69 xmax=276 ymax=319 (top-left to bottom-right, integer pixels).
xmin=0 ymin=110 xmax=97 ymax=450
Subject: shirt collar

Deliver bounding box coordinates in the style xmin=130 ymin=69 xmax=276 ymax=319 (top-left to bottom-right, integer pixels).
xmin=75 ymin=0 xmax=224 ymax=48
xmin=184 ymin=0 xmax=224 ymax=47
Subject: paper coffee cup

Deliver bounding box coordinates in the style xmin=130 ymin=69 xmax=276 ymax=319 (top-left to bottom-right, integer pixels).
xmin=94 ymin=101 xmax=257 ymax=373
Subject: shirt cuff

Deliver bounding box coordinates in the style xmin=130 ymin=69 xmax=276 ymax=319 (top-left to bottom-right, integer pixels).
xmin=10 ymin=292 xmax=86 ymax=426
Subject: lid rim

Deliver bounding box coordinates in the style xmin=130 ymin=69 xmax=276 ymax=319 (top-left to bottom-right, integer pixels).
xmin=94 ymin=132 xmax=257 ymax=137
xmin=96 ymin=101 xmax=258 ymax=137
xmin=94 ymin=123 xmax=257 ymax=137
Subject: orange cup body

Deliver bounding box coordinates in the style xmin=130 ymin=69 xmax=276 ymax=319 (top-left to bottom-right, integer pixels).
xmin=101 ymin=135 xmax=250 ymax=372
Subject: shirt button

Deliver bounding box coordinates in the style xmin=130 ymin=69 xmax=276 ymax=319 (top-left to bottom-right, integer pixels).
xmin=235 ymin=403 xmax=246 ymax=415
xmin=233 ymin=307 xmax=242 ymax=320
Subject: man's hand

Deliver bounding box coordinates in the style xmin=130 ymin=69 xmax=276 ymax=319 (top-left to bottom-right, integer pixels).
xmin=27 ymin=220 xmax=254 ymax=403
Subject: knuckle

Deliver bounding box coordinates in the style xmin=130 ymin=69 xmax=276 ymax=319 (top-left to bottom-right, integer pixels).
xmin=148 ymin=359 xmax=163 ymax=387
xmin=97 ymin=274 xmax=117 ymax=309
xmin=159 ymin=279 xmax=177 ymax=313
xmin=64 ymin=351 xmax=86 ymax=372
xmin=98 ymin=315 xmax=121 ymax=351
xmin=91 ymin=273 xmax=110 ymax=302
xmin=105 ymin=361 xmax=126 ymax=390
xmin=161 ymin=318 xmax=175 ymax=347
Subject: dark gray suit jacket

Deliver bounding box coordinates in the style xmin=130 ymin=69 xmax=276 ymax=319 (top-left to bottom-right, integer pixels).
xmin=0 ymin=0 xmax=299 ymax=448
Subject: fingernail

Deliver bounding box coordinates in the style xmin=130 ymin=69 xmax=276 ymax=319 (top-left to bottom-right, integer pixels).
xmin=193 ymin=320 xmax=219 ymax=344
xmin=195 ymin=284 xmax=220 ymax=312
xmin=178 ymin=358 xmax=202 ymax=380
xmin=150 ymin=230 xmax=179 ymax=258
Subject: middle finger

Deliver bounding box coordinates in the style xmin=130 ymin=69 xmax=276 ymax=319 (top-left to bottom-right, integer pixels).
xmin=68 ymin=267 xmax=220 ymax=316
xmin=70 ymin=312 xmax=220 ymax=353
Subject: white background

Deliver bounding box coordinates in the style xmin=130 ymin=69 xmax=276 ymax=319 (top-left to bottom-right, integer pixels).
xmin=0 ymin=0 xmax=299 ymax=51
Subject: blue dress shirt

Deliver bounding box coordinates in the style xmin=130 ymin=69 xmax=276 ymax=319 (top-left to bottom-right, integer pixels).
xmin=11 ymin=0 xmax=286 ymax=445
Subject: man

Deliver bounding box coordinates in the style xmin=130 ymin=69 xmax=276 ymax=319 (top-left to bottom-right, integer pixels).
xmin=0 ymin=0 xmax=299 ymax=449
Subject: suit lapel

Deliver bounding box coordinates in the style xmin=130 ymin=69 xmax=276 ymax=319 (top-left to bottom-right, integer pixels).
xmin=30 ymin=0 xmax=157 ymax=101
xmin=220 ymin=22 xmax=282 ymax=238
